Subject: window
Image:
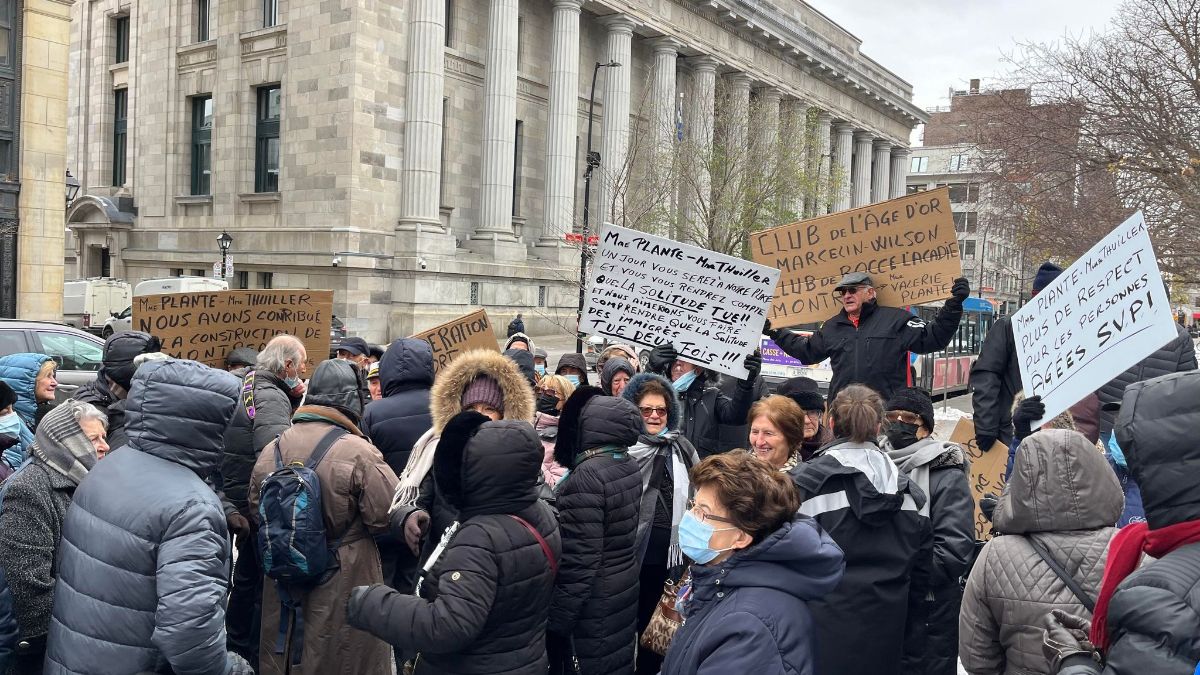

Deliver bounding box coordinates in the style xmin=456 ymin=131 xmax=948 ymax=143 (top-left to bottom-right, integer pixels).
xmin=953 ymin=211 xmax=977 ymax=233
xmin=0 ymin=0 xmax=14 ymax=68
xmin=440 ymin=97 xmax=449 ymax=206
xmin=948 ymin=153 xmax=968 ymax=172
xmin=512 ymin=120 xmax=524 ymax=216
xmin=112 ymin=89 xmax=128 ymax=187
xmin=906 ymin=184 xmax=927 ymax=195
xmin=190 ymin=96 xmax=213 ymax=195
xmin=196 ymin=0 xmax=209 ymax=42
xmin=258 ymin=271 xmax=273 ymax=289
xmin=909 ymin=156 xmax=928 ymax=173
xmin=538 ymin=285 xmax=547 ymax=307
xmin=0 ymin=330 xmax=28 ymax=354
xmin=948 ymin=183 xmax=979 ymax=204
xmin=469 ymin=281 xmax=480 ymax=305
xmin=263 ymin=0 xmax=278 ymax=28
xmin=255 ymin=85 xmax=281 ymax=193
xmin=234 ymin=271 xmax=248 ymax=289
xmin=445 ymin=0 xmax=453 ymax=47
xmin=36 ymin=332 xmax=103 ymax=372
xmin=191 ymin=268 xmax=205 ymax=277
xmin=961 ymin=240 xmax=976 ymax=259
xmin=171 ymin=268 xmax=184 ymax=277
xmin=114 ymin=16 xmax=130 ymax=64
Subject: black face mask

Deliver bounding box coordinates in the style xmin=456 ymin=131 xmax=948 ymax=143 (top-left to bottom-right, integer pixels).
xmin=885 ymin=421 xmax=921 ymax=449
xmin=536 ymin=394 xmax=560 ymax=417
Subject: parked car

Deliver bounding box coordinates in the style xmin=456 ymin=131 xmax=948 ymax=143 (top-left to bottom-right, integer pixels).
xmin=0 ymin=321 xmax=105 ymax=400
xmin=103 ymin=276 xmax=230 ymax=337
xmin=63 ymin=278 xmax=131 ymax=335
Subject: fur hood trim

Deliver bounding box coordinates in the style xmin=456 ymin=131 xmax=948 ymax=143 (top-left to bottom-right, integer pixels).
xmin=430 ymin=349 xmax=535 ymax=433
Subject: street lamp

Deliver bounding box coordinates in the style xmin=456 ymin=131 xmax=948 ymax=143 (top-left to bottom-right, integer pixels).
xmin=217 ymin=230 xmax=233 ymax=280
xmin=575 ymin=60 xmax=621 ymax=354
xmin=65 ymin=170 xmax=80 ymax=205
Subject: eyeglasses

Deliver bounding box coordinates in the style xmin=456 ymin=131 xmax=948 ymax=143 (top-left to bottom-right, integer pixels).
xmin=832 ymin=285 xmax=871 ymax=300
xmin=535 ymin=388 xmax=561 ymax=398
xmin=639 ymin=406 xmax=668 ymax=418
xmin=885 ymin=410 xmax=924 ymax=426
xmin=687 ymin=499 xmax=735 ymax=525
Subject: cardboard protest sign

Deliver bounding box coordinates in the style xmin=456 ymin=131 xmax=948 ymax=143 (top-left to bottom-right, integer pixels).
xmin=1012 ymin=212 xmax=1176 ymax=426
xmin=580 ymin=223 xmax=779 ymax=380
xmin=134 ymin=290 xmax=333 ymax=369
xmin=950 ymin=418 xmax=1009 ymax=541
xmin=750 ymin=187 xmax=961 ymax=327
xmin=410 ymin=310 xmax=499 ymax=375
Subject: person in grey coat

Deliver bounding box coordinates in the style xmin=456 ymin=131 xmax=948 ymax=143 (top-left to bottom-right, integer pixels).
xmin=44 ymin=359 xmax=254 ymax=675
xmin=0 ymin=569 xmax=17 ymax=674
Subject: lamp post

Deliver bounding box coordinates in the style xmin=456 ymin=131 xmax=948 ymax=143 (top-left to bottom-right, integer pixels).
xmin=576 ymin=60 xmax=621 ymax=354
xmin=65 ymin=170 xmax=80 ymax=205
xmin=217 ymin=230 xmax=233 ymax=280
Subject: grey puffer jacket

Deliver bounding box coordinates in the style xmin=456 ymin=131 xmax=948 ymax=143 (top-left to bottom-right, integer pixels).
xmin=1096 ymin=322 xmax=1196 ymax=434
xmin=45 ymin=360 xmax=243 ymax=675
xmin=959 ymin=430 xmax=1124 ymax=675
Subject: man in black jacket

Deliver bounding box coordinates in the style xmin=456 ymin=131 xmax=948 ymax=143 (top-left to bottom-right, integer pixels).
xmin=767 ymin=271 xmax=968 ymax=402
xmin=71 ymin=330 xmax=161 ymax=446
xmin=645 ymin=347 xmax=761 ymax=458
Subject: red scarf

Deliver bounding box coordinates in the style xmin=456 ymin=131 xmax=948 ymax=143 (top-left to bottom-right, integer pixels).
xmin=1090 ymin=519 xmax=1200 ymax=650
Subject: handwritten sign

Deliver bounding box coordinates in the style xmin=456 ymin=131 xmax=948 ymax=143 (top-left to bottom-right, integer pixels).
xmin=133 ymin=290 xmax=333 ymax=369
xmin=580 ymin=223 xmax=779 ymax=379
xmin=950 ymin=418 xmax=1009 ymax=541
xmin=750 ymin=187 xmax=961 ymax=327
xmin=1012 ymin=212 xmax=1176 ymax=426
xmin=410 ymin=310 xmax=499 ymax=375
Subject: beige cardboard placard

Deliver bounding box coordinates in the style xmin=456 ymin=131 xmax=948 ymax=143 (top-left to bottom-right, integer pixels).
xmin=410 ymin=310 xmax=499 ymax=375
xmin=750 ymin=187 xmax=962 ymax=327
xmin=949 ymin=417 xmax=1010 ymax=541
xmin=133 ymin=290 xmax=334 ymax=369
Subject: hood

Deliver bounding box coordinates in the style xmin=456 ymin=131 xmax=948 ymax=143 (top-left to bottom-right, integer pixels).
xmin=793 ymin=439 xmax=927 ymax=525
xmin=381 ymin=338 xmax=434 ymax=397
xmin=435 ymin=413 xmax=541 ymax=518
xmin=0 ymin=353 xmax=53 ymax=425
xmin=884 ymin=436 xmax=965 ymax=474
xmin=101 ymin=331 xmax=161 ymax=391
xmin=305 ymin=359 xmax=368 ymax=424
xmin=994 ymin=429 xmax=1123 ymax=534
xmin=72 ymin=376 xmax=115 ymax=408
xmin=693 ymin=515 xmax=843 ymax=603
xmin=598 ymin=344 xmax=640 ymax=371
xmin=123 ymin=359 xmax=241 ymax=476
xmin=1117 ymin=370 xmax=1200 ymax=529
xmin=504 ymin=332 xmax=535 ymax=353
xmin=600 ymin=357 xmax=635 ymax=395
xmin=225 ymin=347 xmax=258 ymax=370
xmin=430 ymin=349 xmax=535 ymax=433
xmin=621 ymin=372 xmax=680 ymax=431
xmin=504 ymin=348 xmax=538 ymax=387
xmin=554 ymin=386 xmax=643 ymax=468
xmin=29 ymin=400 xmax=98 ymax=486
xmin=554 ymin=353 xmax=591 ymax=386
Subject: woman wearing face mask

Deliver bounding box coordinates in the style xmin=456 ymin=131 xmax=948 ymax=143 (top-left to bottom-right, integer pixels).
xmin=880 ymin=387 xmax=975 ymax=675
xmin=554 ymin=353 xmax=591 ymax=388
xmin=645 ymin=344 xmax=761 ymax=458
xmin=659 ymin=452 xmax=844 ymax=674
xmin=620 ymin=373 xmax=700 ymax=675
xmin=535 ymin=374 xmax=575 ymax=488
xmin=0 ymin=353 xmax=58 ymax=471
xmin=746 ymin=396 xmax=810 ymax=472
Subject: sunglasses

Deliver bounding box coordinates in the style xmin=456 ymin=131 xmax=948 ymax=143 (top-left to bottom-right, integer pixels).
xmin=639 ymin=406 xmax=668 ymax=418
xmin=832 ymin=285 xmax=871 ymax=299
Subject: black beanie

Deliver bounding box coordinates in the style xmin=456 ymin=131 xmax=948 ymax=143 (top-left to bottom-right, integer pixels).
xmin=102 ymin=331 xmax=162 ymax=391
xmin=0 ymin=381 xmax=16 ymax=411
xmin=886 ymin=387 xmax=935 ymax=432
xmin=1032 ymin=262 xmax=1064 ymax=293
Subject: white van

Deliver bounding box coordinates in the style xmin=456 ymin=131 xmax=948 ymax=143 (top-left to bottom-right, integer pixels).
xmin=63 ymin=278 xmax=132 ymax=334
xmin=102 ymin=277 xmax=230 ymax=337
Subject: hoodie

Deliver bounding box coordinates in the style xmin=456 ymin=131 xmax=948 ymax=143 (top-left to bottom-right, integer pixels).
xmin=600 ymin=357 xmax=635 ymax=396
xmin=0 ymin=353 xmax=53 ymax=468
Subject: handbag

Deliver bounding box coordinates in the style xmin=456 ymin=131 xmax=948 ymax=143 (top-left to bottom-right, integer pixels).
xmin=639 ymin=569 xmax=690 ymax=656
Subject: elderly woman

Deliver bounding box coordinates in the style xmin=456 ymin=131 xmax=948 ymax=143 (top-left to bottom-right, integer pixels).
xmin=746 ymin=395 xmax=810 ymax=471
xmin=659 ymin=452 xmax=844 ymax=673
xmin=0 ymin=354 xmax=58 ymax=470
xmin=0 ymin=400 xmax=109 ymax=673
xmin=534 ymin=374 xmax=575 ymax=488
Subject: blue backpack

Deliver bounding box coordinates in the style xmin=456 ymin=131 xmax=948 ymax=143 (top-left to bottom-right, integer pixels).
xmin=256 ymin=426 xmax=346 ymax=666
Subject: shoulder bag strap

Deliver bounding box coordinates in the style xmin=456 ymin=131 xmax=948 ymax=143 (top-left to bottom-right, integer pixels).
xmin=1026 ymin=535 xmax=1096 ymax=612
xmin=304 ymin=427 xmax=348 ymax=470
xmin=509 ymin=514 xmax=557 ymax=575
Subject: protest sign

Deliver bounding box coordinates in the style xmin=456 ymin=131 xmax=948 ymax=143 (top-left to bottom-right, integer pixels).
xmin=134 ymin=290 xmax=333 ymax=369
xmin=750 ymin=187 xmax=961 ymax=327
xmin=950 ymin=418 xmax=1009 ymax=541
xmin=580 ymin=223 xmax=779 ymax=380
xmin=759 ymin=335 xmax=833 ymax=385
xmin=410 ymin=309 xmax=499 ymax=375
xmin=1012 ymin=211 xmax=1176 ymax=426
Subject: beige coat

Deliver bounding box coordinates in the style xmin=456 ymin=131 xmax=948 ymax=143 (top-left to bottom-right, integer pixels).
xmin=250 ymin=406 xmax=400 ymax=675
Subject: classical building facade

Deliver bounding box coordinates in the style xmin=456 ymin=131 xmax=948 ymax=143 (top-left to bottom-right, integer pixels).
xmin=66 ymin=0 xmax=925 ymax=340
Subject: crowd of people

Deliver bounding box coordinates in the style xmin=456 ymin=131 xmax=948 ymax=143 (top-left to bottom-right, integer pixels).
xmin=0 ymin=263 xmax=1195 ymax=675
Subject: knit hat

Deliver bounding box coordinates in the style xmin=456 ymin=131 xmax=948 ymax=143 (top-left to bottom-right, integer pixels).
xmin=886 ymin=387 xmax=935 ymax=431
xmin=102 ymin=331 xmax=162 ymax=391
xmin=0 ymin=381 xmax=15 ymax=411
xmin=776 ymin=377 xmax=824 ymax=412
xmin=461 ymin=375 xmax=504 ymax=412
xmin=1031 ymin=262 xmax=1064 ymax=293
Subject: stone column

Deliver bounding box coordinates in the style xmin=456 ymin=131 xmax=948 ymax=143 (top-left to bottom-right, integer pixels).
xmin=814 ymin=111 xmax=832 ymax=215
xmin=781 ymin=99 xmax=808 ymax=217
xmin=832 ymin=121 xmax=854 ymax=212
xmin=725 ymin=72 xmax=752 ymax=151
xmin=871 ymin=139 xmax=892 ymax=204
xmin=852 ymin=130 xmax=874 ymax=208
xmin=596 ymin=14 xmax=635 ymax=228
xmin=685 ymin=56 xmax=718 ymax=242
xmin=469 ymin=0 xmax=524 ymax=259
xmin=535 ymin=0 xmax=581 ymax=262
xmin=648 ymin=37 xmax=679 ymax=236
xmin=890 ymin=146 xmax=910 ymax=199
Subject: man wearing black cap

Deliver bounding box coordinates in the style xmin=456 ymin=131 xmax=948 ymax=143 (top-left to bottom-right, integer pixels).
xmin=336 ymin=336 xmax=371 ymax=370
xmin=72 ymin=330 xmax=162 ymax=444
xmin=766 ymin=270 xmax=970 ymax=401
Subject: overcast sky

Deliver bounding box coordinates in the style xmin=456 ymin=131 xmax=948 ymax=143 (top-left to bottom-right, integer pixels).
xmin=809 ymin=0 xmax=1126 ymax=110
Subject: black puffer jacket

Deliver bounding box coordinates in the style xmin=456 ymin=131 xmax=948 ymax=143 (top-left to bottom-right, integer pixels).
xmin=1097 ymin=322 xmax=1196 ymax=435
xmin=220 ymin=369 xmax=302 ymax=516
xmin=551 ymin=389 xmax=643 ymax=675
xmin=969 ymin=315 xmax=1020 ymax=448
xmin=644 ymin=355 xmax=754 ymax=458
xmin=0 ymin=569 xmax=15 ymax=673
xmin=349 ymin=417 xmax=560 ymax=675
xmin=362 ymin=338 xmax=435 ymax=476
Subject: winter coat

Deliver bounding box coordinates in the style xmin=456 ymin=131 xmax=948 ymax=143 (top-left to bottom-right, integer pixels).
xmin=551 ymin=390 xmax=644 ymax=675
xmin=349 ymin=419 xmax=560 ymax=675
xmin=361 ymin=338 xmax=435 ymax=476
xmin=250 ymin=406 xmax=399 ymax=675
xmin=554 ymin=353 xmax=591 ymax=386
xmin=1097 ymin=322 xmax=1196 ymax=435
xmin=45 ymin=359 xmax=243 ymax=675
xmin=970 ymin=316 xmax=1021 ymax=448
xmin=773 ymin=299 xmax=962 ymax=402
xmin=959 ymin=430 xmax=1123 ymax=675
xmin=0 ymin=353 xmax=52 ymax=466
xmin=676 ymin=372 xmax=753 ymax=458
xmin=660 ymin=516 xmax=845 ymax=675
xmin=0 ymin=570 xmax=16 ymax=674
xmin=789 ymin=439 xmax=933 ymax=675
xmin=221 ymin=369 xmax=303 ymax=517
xmin=506 ymin=317 xmax=525 ymax=338
xmin=534 ymin=412 xmax=566 ymax=487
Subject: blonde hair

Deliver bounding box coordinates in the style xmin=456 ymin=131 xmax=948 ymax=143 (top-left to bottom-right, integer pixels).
xmin=540 ymin=374 xmax=576 ymax=400
xmin=37 ymin=360 xmax=57 ymax=382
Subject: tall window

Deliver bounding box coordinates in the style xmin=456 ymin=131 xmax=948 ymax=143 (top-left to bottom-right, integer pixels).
xmin=263 ymin=0 xmax=278 ymax=28
xmin=469 ymin=282 xmax=480 ymax=305
xmin=948 ymin=153 xmax=968 ymax=172
xmin=255 ymin=85 xmax=281 ymax=193
xmin=190 ymin=96 xmax=213 ymax=195
xmin=961 ymin=239 xmax=976 ymax=259
xmin=909 ymin=156 xmax=928 ymax=173
xmin=444 ymin=0 xmax=453 ymax=47
xmin=439 ymin=97 xmax=449 ymax=206
xmin=112 ymin=89 xmax=128 ymax=187
xmin=258 ymin=272 xmax=273 ymax=289
xmin=512 ymin=120 xmax=523 ymax=216
xmin=0 ymin=0 xmax=14 ymax=179
xmin=196 ymin=0 xmax=209 ymax=42
xmin=114 ymin=16 xmax=130 ymax=64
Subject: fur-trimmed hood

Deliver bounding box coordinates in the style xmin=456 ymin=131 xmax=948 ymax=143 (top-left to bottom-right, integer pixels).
xmin=554 ymin=386 xmax=642 ymax=469
xmin=430 ymin=349 xmax=535 ymax=433
xmin=621 ymin=372 xmax=680 ymax=431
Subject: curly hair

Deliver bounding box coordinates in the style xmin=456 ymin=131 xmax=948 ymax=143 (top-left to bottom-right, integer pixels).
xmin=690 ymin=452 xmax=799 ymax=545
xmin=829 ymin=384 xmax=885 ymax=443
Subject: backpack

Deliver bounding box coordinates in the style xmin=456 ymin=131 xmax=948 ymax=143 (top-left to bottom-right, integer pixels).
xmin=256 ymin=426 xmax=347 ymax=666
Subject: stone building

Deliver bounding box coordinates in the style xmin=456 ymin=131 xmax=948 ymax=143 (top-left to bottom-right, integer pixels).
xmin=65 ymin=0 xmax=925 ymax=340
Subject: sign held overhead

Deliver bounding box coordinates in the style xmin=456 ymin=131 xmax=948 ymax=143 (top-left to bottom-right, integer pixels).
xmin=410 ymin=309 xmax=499 ymax=375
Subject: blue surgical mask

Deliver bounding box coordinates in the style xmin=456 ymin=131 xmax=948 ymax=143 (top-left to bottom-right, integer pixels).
xmin=565 ymin=374 xmax=580 ymax=387
xmin=284 ymin=376 xmax=300 ymax=390
xmin=678 ymin=510 xmax=738 ymax=564
xmin=535 ymin=364 xmax=546 ymax=377
xmin=0 ymin=412 xmax=21 ymax=437
xmin=672 ymin=370 xmax=698 ymax=392
xmin=1106 ymin=433 xmax=1127 ymax=469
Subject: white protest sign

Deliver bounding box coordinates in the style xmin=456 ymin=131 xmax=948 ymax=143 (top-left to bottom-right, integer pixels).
xmin=580 ymin=223 xmax=780 ymax=379
xmin=1013 ymin=211 xmax=1176 ymax=425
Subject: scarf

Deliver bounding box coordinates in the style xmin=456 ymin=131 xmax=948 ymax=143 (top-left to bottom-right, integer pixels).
xmin=884 ymin=437 xmax=964 ymax=518
xmin=390 ymin=427 xmax=439 ymax=515
xmin=627 ymin=433 xmax=698 ymax=568
xmin=29 ymin=400 xmax=98 ymax=486
xmin=779 ymin=448 xmax=801 ymax=473
xmin=1090 ymin=519 xmax=1200 ymax=651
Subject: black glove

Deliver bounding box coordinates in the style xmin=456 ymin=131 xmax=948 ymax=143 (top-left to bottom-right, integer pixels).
xmin=951 ymin=277 xmax=971 ymax=303
xmin=1013 ymin=395 xmax=1046 ymax=441
xmin=1042 ymin=609 xmax=1100 ymax=672
xmin=979 ymin=492 xmax=1000 ymax=523
xmin=649 ymin=343 xmax=678 ymax=375
xmin=763 ymin=318 xmax=785 ymax=342
xmin=743 ymin=351 xmax=762 ymax=382
xmin=975 ymin=433 xmax=998 ymax=454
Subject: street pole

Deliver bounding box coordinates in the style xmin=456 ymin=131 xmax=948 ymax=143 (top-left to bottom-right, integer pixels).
xmin=576 ymin=61 xmax=619 ymax=354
